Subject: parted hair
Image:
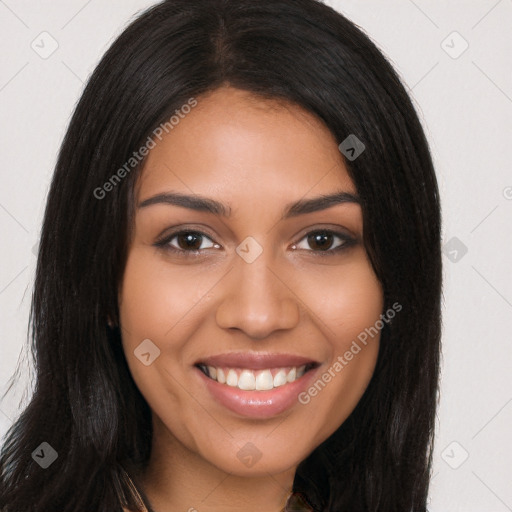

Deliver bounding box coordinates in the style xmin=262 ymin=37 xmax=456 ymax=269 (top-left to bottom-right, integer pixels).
xmin=0 ymin=1 xmax=442 ymax=510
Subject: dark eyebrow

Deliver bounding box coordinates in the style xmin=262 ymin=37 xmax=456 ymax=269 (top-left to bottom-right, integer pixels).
xmin=138 ymin=192 xmax=231 ymax=216
xmin=283 ymin=191 xmax=360 ymax=218
xmin=137 ymin=190 xmax=360 ymax=219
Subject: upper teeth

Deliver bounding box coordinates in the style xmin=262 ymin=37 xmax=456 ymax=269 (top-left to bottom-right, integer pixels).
xmin=202 ymin=365 xmax=307 ymax=390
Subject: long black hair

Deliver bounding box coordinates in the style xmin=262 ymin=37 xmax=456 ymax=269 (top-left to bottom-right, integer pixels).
xmin=0 ymin=1 xmax=442 ymax=510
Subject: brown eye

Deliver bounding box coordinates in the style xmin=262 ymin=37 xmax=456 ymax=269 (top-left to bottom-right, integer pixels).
xmin=155 ymin=230 xmax=218 ymax=254
xmin=307 ymin=232 xmax=335 ymax=251
xmin=175 ymin=232 xmax=205 ymax=251
xmin=293 ymin=230 xmax=356 ymax=255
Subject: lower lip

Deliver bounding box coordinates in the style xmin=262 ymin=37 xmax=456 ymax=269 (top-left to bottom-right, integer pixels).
xmin=195 ymin=365 xmax=320 ymax=419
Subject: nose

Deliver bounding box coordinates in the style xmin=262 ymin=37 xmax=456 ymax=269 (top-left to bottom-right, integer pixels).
xmin=215 ymin=250 xmax=301 ymax=339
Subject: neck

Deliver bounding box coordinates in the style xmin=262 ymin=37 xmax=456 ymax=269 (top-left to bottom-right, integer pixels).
xmin=138 ymin=416 xmax=296 ymax=512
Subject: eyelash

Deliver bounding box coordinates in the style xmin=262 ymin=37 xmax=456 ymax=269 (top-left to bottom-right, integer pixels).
xmin=153 ymin=228 xmax=356 ymax=258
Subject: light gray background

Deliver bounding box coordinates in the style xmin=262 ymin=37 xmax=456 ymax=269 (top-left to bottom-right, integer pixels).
xmin=1 ymin=1 xmax=511 ymax=510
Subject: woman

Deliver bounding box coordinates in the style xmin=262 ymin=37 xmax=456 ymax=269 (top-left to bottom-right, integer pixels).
xmin=0 ymin=0 xmax=442 ymax=511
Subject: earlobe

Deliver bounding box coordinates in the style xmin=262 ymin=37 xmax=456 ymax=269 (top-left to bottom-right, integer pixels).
xmin=107 ymin=314 xmax=117 ymax=328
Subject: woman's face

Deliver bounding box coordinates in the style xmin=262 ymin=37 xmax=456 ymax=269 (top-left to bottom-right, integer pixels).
xmin=118 ymin=86 xmax=383 ymax=477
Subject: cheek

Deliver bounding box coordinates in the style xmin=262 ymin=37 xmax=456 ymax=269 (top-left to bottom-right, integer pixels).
xmin=297 ymin=258 xmax=383 ymax=437
xmin=117 ymin=247 xmax=205 ymax=404
xmin=307 ymin=255 xmax=384 ymax=341
xmin=118 ymin=248 xmax=211 ymax=341
xmin=117 ymin=248 xmax=211 ymax=427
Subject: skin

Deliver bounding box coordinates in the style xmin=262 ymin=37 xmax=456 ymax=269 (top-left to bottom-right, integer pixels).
xmin=118 ymin=85 xmax=384 ymax=512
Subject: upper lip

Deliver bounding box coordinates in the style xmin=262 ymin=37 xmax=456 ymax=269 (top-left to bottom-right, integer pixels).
xmin=195 ymin=352 xmax=320 ymax=370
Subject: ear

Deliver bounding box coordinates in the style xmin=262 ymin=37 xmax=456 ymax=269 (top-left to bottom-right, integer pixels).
xmin=107 ymin=314 xmax=116 ymax=328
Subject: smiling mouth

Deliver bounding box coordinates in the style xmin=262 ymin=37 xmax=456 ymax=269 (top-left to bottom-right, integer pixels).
xmin=195 ymin=362 xmax=319 ymax=391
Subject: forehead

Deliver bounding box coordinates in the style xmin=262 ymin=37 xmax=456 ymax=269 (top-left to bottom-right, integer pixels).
xmin=135 ymin=86 xmax=356 ymax=205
